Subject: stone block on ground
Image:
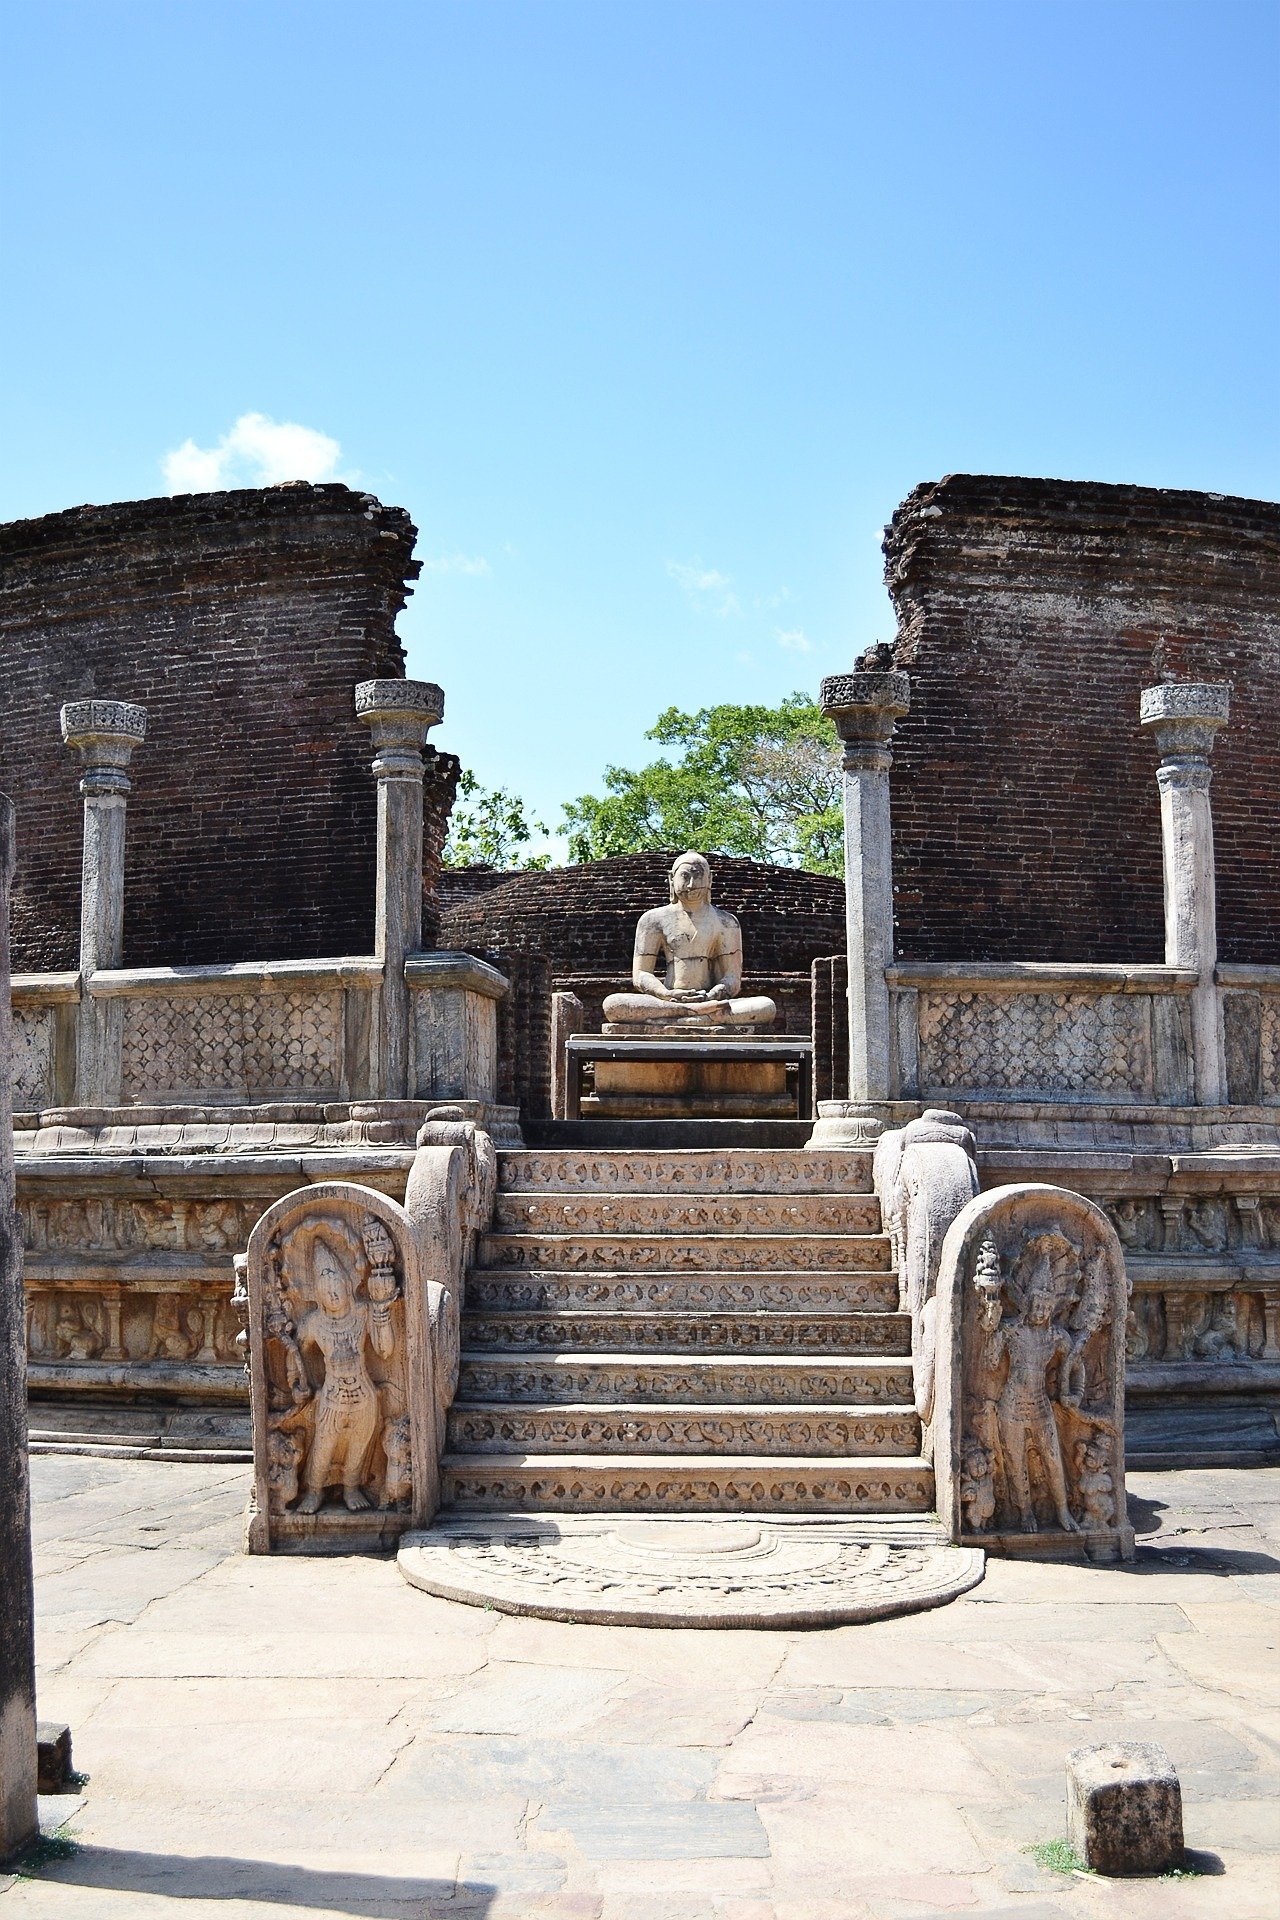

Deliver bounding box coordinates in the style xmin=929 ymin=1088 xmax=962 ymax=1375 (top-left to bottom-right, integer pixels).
xmin=1066 ymin=1739 xmax=1184 ymax=1875
xmin=34 ymin=1722 xmax=72 ymax=1793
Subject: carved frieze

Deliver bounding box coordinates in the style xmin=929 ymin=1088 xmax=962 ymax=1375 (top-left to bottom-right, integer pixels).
xmin=20 ymin=1195 xmax=261 ymax=1254
xmin=935 ymin=1184 xmax=1133 ymax=1559
xmin=24 ymin=1283 xmax=242 ymax=1370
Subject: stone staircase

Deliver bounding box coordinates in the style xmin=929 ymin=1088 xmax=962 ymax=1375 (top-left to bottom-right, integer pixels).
xmin=440 ymin=1148 xmax=936 ymax=1516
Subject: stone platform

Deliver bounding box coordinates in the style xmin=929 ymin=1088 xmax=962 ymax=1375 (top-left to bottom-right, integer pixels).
xmin=399 ymin=1512 xmax=984 ymax=1628
xmin=565 ymin=1034 xmax=813 ymax=1120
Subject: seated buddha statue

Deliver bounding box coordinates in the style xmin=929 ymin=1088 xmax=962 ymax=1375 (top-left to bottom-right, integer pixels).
xmin=602 ymin=852 xmax=777 ymax=1031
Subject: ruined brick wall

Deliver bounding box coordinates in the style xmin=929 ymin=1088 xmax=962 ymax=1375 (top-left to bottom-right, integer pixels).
xmin=0 ymin=484 xmax=458 ymax=970
xmin=885 ymin=477 xmax=1280 ymax=964
xmin=438 ymin=854 xmax=846 ymax=981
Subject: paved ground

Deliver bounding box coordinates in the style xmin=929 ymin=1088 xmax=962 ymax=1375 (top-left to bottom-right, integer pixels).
xmin=2 ymin=1458 xmax=1278 ymax=1920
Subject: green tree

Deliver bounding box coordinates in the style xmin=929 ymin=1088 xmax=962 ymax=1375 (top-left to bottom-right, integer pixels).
xmin=560 ymin=694 xmax=843 ymax=874
xmin=442 ymin=769 xmax=550 ymax=870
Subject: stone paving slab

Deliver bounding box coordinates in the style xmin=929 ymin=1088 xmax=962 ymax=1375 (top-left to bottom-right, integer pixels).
xmin=3 ymin=1458 xmax=1279 ymax=1919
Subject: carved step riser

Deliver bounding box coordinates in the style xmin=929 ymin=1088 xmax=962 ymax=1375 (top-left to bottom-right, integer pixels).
xmin=466 ymin=1272 xmax=900 ymax=1314
xmin=443 ymin=1462 xmax=936 ymax=1515
xmin=477 ymin=1235 xmax=893 ymax=1274
xmin=460 ymin=1313 xmax=911 ymax=1356
xmin=457 ymin=1359 xmax=915 ymax=1406
xmin=446 ymin=1406 xmax=922 ymax=1457
xmin=496 ymin=1151 xmax=874 ymax=1194
xmin=493 ymin=1196 xmax=883 ymax=1235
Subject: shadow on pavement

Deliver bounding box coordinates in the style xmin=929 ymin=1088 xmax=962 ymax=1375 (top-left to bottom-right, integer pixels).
xmin=25 ymin=1844 xmax=497 ymax=1915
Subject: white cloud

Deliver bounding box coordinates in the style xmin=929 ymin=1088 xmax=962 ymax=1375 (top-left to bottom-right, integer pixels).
xmin=666 ymin=559 xmax=741 ymax=619
xmin=162 ymin=412 xmax=342 ymax=493
xmin=422 ymin=553 xmax=491 ymax=577
xmin=776 ymin=627 xmax=813 ymax=654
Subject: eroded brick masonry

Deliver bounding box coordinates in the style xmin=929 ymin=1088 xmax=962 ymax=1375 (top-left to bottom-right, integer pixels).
xmin=0 ymin=484 xmax=458 ymax=971
xmin=885 ymin=476 xmax=1280 ymax=964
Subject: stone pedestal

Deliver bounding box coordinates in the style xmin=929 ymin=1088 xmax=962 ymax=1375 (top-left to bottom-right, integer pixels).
xmin=567 ymin=1034 xmax=813 ymax=1120
xmin=356 ymin=680 xmax=444 ymax=1100
xmin=0 ymin=794 xmax=38 ymax=1861
xmin=1067 ymin=1741 xmax=1183 ymax=1875
xmin=808 ymin=669 xmax=909 ymax=1146
xmin=61 ymin=700 xmax=147 ymax=1106
xmin=1140 ymin=683 xmax=1229 ymax=1106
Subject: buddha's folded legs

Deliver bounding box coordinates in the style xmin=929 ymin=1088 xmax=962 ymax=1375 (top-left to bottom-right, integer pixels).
xmin=602 ymin=992 xmax=776 ymax=1027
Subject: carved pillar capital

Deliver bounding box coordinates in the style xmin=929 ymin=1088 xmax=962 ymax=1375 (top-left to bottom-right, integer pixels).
xmin=60 ymin=700 xmax=147 ymax=800
xmin=355 ymin=680 xmax=444 ymax=781
xmin=1140 ymin=682 xmax=1229 ymax=769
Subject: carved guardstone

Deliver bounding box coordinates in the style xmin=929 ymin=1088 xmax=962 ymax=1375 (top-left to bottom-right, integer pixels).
xmin=934 ymin=1183 xmax=1134 ymax=1560
xmin=244 ymin=1183 xmax=434 ymax=1552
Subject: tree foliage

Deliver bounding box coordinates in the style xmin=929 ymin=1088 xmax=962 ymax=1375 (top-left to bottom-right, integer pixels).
xmin=442 ymin=769 xmax=550 ymax=871
xmin=561 ymin=694 xmax=843 ymax=874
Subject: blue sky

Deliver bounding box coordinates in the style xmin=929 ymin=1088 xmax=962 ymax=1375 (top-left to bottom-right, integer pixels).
xmin=3 ymin=1 xmax=1277 ymax=856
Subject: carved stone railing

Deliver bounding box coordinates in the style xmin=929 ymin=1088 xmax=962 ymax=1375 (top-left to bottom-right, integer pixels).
xmin=10 ymin=950 xmax=510 ymax=1115
xmin=1220 ymin=965 xmax=1280 ymax=1107
xmin=240 ymin=1110 xmax=495 ymax=1553
xmin=873 ymin=1110 xmax=979 ymax=1434
xmin=11 ymin=974 xmax=79 ymax=1113
xmin=887 ymin=963 xmax=1200 ymax=1107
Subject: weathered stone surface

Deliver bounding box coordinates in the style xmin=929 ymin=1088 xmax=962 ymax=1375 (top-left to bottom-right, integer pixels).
xmin=934 ymin=1184 xmax=1133 ymax=1559
xmin=35 ymin=1720 xmax=72 ymax=1794
xmin=1066 ymin=1739 xmax=1184 ymax=1874
xmin=0 ymin=793 xmax=38 ymax=1860
xmin=400 ymin=1513 xmax=982 ymax=1626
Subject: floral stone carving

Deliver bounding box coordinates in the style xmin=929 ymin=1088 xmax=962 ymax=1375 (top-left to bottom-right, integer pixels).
xmin=244 ymin=1182 xmax=435 ymax=1552
xmin=934 ymin=1183 xmax=1133 ymax=1560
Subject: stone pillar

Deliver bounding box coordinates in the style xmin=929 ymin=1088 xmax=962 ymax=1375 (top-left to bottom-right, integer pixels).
xmin=807 ymin=669 xmax=910 ymax=1147
xmin=355 ymin=680 xmax=445 ymax=1099
xmin=1140 ymin=684 xmax=1229 ymax=1106
xmin=61 ymin=700 xmax=147 ymax=1107
xmin=0 ymin=794 xmax=38 ymax=1860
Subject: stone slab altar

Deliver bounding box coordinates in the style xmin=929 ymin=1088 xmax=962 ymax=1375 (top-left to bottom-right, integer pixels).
xmin=565 ymin=1033 xmax=814 ymax=1121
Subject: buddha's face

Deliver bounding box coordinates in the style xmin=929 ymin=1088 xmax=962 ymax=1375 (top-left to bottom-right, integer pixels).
xmin=670 ymin=854 xmax=711 ymax=908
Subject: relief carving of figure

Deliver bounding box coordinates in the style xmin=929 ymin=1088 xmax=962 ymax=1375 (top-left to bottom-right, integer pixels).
xmin=602 ymin=852 xmax=776 ymax=1030
xmin=962 ymin=1226 xmax=1119 ymax=1537
xmin=1186 ymin=1199 xmax=1230 ymax=1254
xmin=151 ymin=1292 xmax=198 ymax=1361
xmin=261 ymin=1211 xmax=407 ymax=1517
xmin=1192 ymin=1293 xmax=1245 ymax=1363
xmin=54 ymin=1299 xmax=103 ymax=1362
xmin=1110 ymin=1197 xmax=1157 ymax=1252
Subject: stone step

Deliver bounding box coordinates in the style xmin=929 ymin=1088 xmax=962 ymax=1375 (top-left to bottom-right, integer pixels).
xmin=493 ymin=1190 xmax=883 ymax=1236
xmin=446 ymin=1401 xmax=922 ymax=1457
xmin=476 ymin=1232 xmax=892 ymax=1274
xmin=458 ymin=1352 xmax=915 ymax=1405
xmin=441 ymin=1452 xmax=935 ymax=1515
xmin=465 ymin=1269 xmax=900 ymax=1314
xmin=460 ymin=1308 xmax=911 ymax=1356
xmin=496 ymin=1148 xmax=874 ymax=1195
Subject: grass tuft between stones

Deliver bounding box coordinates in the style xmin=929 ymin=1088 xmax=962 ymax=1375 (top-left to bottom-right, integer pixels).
xmin=1027 ymin=1839 xmax=1092 ymax=1876
xmin=1027 ymin=1840 xmax=1203 ymax=1882
xmin=14 ymin=1824 xmax=79 ymax=1879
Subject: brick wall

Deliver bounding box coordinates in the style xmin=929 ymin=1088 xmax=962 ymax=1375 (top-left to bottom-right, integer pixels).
xmin=0 ymin=484 xmax=458 ymax=970
xmin=885 ymin=476 xmax=1280 ymax=964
